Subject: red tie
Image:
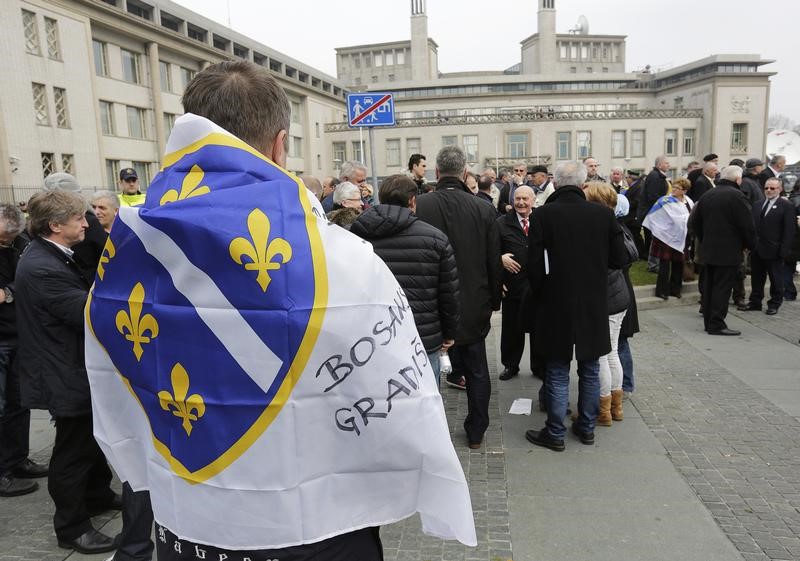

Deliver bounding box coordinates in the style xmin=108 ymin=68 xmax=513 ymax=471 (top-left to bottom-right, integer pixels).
xmin=522 ymin=218 xmax=529 ymax=236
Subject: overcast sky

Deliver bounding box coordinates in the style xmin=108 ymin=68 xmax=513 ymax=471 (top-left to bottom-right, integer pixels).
xmin=174 ymin=0 xmax=799 ymax=125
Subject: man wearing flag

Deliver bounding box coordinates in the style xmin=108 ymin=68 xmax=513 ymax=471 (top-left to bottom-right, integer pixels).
xmin=85 ymin=61 xmax=476 ymax=560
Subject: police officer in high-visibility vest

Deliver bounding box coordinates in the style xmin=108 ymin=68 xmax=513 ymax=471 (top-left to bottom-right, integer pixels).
xmin=118 ymin=168 xmax=146 ymax=207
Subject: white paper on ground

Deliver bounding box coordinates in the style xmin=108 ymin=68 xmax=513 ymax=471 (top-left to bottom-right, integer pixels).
xmin=509 ymin=398 xmax=533 ymax=415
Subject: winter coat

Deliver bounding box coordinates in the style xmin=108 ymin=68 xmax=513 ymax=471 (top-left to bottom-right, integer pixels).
xmin=688 ymin=180 xmax=756 ymax=266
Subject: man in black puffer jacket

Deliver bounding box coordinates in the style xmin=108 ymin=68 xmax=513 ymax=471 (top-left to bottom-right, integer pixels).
xmin=350 ymin=174 xmax=460 ymax=386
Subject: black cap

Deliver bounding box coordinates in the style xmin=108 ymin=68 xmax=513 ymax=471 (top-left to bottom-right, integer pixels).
xmin=626 ymin=170 xmax=641 ymax=177
xmin=530 ymin=165 xmax=548 ymax=174
xmin=729 ymin=158 xmax=745 ymax=167
xmin=745 ymin=158 xmax=764 ymax=169
xmin=702 ymin=153 xmax=719 ymax=162
xmin=120 ymin=168 xmax=138 ymax=181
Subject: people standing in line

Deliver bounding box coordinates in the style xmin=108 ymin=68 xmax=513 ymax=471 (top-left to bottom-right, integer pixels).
xmin=688 ymin=165 xmax=756 ymax=336
xmin=524 ymin=161 xmax=627 ymax=452
xmin=416 ymin=146 xmax=502 ymax=450
xmin=738 ymin=177 xmax=796 ymax=315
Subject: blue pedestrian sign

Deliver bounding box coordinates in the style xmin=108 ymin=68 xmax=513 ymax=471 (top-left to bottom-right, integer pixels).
xmin=347 ymin=93 xmax=395 ymax=128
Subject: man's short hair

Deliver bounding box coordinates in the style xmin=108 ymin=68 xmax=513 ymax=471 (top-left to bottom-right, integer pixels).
xmin=436 ymin=146 xmax=466 ymax=177
xmin=0 ymin=204 xmax=25 ymax=237
xmin=333 ymin=181 xmax=361 ymax=204
xmin=379 ymin=175 xmax=417 ymax=207
xmin=44 ymin=172 xmax=81 ymax=193
xmin=182 ymin=60 xmax=290 ymax=154
xmin=764 ymin=177 xmax=782 ymax=190
xmin=300 ymin=175 xmax=323 ymax=199
xmin=478 ymin=175 xmax=494 ymax=192
xmin=703 ymin=153 xmax=719 ymax=162
xmin=27 ymin=190 xmax=87 ymax=238
xmin=770 ymin=154 xmax=786 ymax=166
xmin=703 ymin=161 xmax=718 ymax=174
xmin=91 ymin=190 xmax=120 ymax=211
xmin=609 ymin=166 xmax=624 ymax=174
xmin=340 ymin=160 xmax=367 ymax=182
xmin=407 ymin=153 xmax=426 ymax=172
xmin=654 ymin=155 xmax=668 ymax=167
xmin=720 ymin=165 xmax=743 ymax=182
xmin=553 ymin=161 xmax=587 ymax=188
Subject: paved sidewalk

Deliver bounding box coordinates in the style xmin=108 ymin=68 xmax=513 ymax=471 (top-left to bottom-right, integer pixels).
xmin=2 ymin=297 xmax=800 ymax=561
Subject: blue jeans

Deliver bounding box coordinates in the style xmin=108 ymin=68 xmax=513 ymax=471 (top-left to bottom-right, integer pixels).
xmin=619 ymin=335 xmax=634 ymax=393
xmin=543 ymin=358 xmax=600 ymax=440
xmin=427 ymin=351 xmax=440 ymax=388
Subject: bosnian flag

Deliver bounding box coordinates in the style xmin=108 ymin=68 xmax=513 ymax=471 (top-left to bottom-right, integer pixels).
xmin=642 ymin=194 xmax=694 ymax=253
xmin=85 ymin=113 xmax=476 ymax=549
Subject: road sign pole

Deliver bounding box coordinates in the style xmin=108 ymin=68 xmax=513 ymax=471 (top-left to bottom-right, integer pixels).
xmin=369 ymin=126 xmax=379 ymax=204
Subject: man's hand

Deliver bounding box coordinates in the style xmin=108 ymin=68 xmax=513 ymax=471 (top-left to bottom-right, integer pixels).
xmin=502 ymin=253 xmax=521 ymax=274
xmin=441 ymin=339 xmax=454 ymax=351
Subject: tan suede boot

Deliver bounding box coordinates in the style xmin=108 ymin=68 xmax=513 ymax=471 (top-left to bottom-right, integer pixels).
xmin=597 ymin=395 xmax=612 ymax=426
xmin=611 ymin=389 xmax=624 ymax=421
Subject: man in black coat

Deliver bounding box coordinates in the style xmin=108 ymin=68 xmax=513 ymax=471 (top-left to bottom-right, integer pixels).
xmin=688 ymin=166 xmax=756 ymax=335
xmin=758 ymin=154 xmax=786 ymax=187
xmin=621 ymin=170 xmax=645 ymax=258
xmin=0 ymin=204 xmax=49 ymax=498
xmin=496 ymin=186 xmax=538 ymax=381
xmin=416 ymin=146 xmax=502 ymax=449
xmin=350 ymin=174 xmax=460 ymax=385
xmin=687 ymin=162 xmax=718 ymax=202
xmin=739 ymin=178 xmax=796 ymax=314
xmin=637 ymin=156 xmax=671 ymax=267
xmin=525 ymin=161 xmax=628 ymax=452
xmin=16 ymin=190 xmax=118 ymax=554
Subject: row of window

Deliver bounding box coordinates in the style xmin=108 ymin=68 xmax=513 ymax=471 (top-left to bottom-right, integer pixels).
xmin=105 ymin=159 xmax=153 ymax=190
xmin=158 ymin=60 xmax=196 ymax=94
xmin=396 ymin=104 xmax=638 ymax=120
xmin=394 ymin=80 xmax=639 ymax=99
xmin=40 ymin=152 xmax=74 ymax=179
xmin=557 ymin=41 xmax=621 ymax=63
xmin=345 ymin=49 xmax=407 ymax=70
xmin=32 ymin=83 xmax=69 ymax=128
xmin=22 ymin=10 xmax=61 ymax=59
xmin=99 ymin=100 xmax=180 ymax=141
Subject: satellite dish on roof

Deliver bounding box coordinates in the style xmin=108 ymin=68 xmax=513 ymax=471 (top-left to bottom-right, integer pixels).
xmin=766 ymin=129 xmax=800 ymax=165
xmin=568 ymin=15 xmax=590 ymax=35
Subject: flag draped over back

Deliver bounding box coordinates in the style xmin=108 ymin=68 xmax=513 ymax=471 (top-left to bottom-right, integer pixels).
xmin=642 ymin=194 xmax=693 ymax=253
xmin=85 ymin=113 xmax=476 ymax=550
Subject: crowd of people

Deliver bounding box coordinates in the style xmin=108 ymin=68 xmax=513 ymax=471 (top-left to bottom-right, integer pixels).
xmin=0 ymin=57 xmax=798 ymax=561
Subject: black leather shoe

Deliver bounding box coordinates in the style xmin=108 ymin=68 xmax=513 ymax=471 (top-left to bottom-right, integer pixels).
xmin=707 ymin=328 xmax=741 ymax=336
xmin=571 ymin=424 xmax=595 ymax=445
xmin=0 ymin=474 xmax=39 ymax=497
xmin=499 ymin=368 xmax=519 ymax=381
xmin=58 ymin=528 xmax=116 ymax=554
xmin=12 ymin=458 xmax=49 ymax=479
xmin=525 ymin=429 xmax=565 ymax=452
xmin=766 ymin=308 xmax=778 ymax=315
xmin=87 ymin=492 xmax=122 ymax=516
xmin=737 ymin=304 xmax=760 ymax=311
xmin=656 ymin=293 xmax=669 ymax=301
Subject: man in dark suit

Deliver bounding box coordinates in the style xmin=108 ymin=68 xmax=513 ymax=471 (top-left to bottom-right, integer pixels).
xmin=687 ymin=161 xmax=718 ymax=202
xmin=758 ymin=154 xmax=786 ymax=187
xmin=16 ymin=190 xmax=118 ymax=554
xmin=416 ymin=146 xmax=502 ymax=450
xmin=497 ymin=186 xmax=537 ymax=381
xmin=740 ymin=177 xmax=796 ymax=315
xmin=688 ymin=166 xmax=756 ymax=335
xmin=524 ymin=161 xmax=627 ymax=452
xmin=637 ymin=156 xmax=671 ymax=269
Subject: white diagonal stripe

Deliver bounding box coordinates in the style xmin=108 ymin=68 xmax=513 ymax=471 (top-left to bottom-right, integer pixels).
xmin=118 ymin=206 xmax=282 ymax=392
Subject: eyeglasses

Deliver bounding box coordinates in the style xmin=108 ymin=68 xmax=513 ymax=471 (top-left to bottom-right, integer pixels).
xmin=765 ymin=186 xmax=781 ymax=191
xmin=514 ymin=168 xmax=526 ymax=172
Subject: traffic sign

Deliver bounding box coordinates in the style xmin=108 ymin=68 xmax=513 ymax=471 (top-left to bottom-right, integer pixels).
xmin=347 ymin=93 xmax=395 ymax=128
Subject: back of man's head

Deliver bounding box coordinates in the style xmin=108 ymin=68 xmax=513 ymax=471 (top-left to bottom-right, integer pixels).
xmin=379 ymin=175 xmax=417 ymax=208
xmin=300 ymin=175 xmax=323 ymax=200
xmin=478 ymin=175 xmax=494 ymax=193
xmin=436 ymin=146 xmax=466 ymax=178
xmin=553 ymin=161 xmax=587 ymax=188
xmin=182 ymin=61 xmax=290 ymax=160
xmin=720 ymin=165 xmax=743 ymax=182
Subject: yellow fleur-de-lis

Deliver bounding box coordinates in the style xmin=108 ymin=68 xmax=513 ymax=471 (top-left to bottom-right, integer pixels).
xmin=158 ymin=363 xmax=205 ymax=437
xmin=229 ymin=209 xmax=292 ymax=292
xmin=115 ymin=283 xmax=159 ymax=361
xmin=160 ymin=164 xmax=211 ymax=205
xmin=97 ymin=238 xmax=115 ymax=280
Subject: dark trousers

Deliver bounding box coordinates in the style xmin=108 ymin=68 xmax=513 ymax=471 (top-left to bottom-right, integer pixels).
xmin=749 ymin=254 xmax=784 ymax=310
xmin=701 ymin=265 xmax=738 ymax=332
xmin=783 ymin=260 xmax=797 ymax=298
xmin=49 ymin=414 xmax=114 ymax=540
xmin=0 ymin=343 xmax=30 ymax=475
xmin=642 ymin=227 xmax=652 ymax=260
xmin=449 ymin=340 xmax=491 ymax=445
xmin=156 ymin=524 xmax=383 ymax=561
xmin=656 ymin=258 xmax=683 ymax=297
xmin=114 ymin=482 xmax=154 ymax=561
xmin=500 ymin=298 xmax=533 ymax=373
xmin=732 ymin=259 xmax=747 ymax=304
xmin=627 ymin=222 xmax=646 ymax=259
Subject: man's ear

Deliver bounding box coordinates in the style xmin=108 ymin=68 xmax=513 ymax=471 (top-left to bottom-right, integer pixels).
xmin=270 ymin=129 xmax=288 ymax=167
xmin=435 ymin=168 xmax=441 ymax=180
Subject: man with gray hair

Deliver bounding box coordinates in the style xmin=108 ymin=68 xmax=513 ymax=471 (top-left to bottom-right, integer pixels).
xmin=638 ymin=156 xmax=671 ymax=270
xmin=524 ymin=161 xmax=627 ymax=451
xmin=415 ymin=146 xmax=502 ymax=450
xmin=688 ymin=165 xmax=756 ymax=335
xmin=89 ymin=190 xmax=120 ymax=233
xmin=759 ymin=154 xmax=786 ymax=187
xmin=687 ymin=161 xmax=718 ymax=202
xmin=339 ymin=160 xmax=368 ymax=188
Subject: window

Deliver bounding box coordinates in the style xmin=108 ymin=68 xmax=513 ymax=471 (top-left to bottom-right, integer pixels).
xmin=386 ymin=52 xmax=394 ymax=66
xmin=353 ymin=54 xmax=361 ymax=69
xmin=664 ymin=129 xmax=677 ymax=156
xmin=159 ymin=61 xmax=172 ymax=92
xmin=386 ymin=139 xmax=401 ymax=166
xmin=406 ymin=138 xmax=421 ymax=157
xmin=187 ymin=24 xmax=206 ymax=43
xmin=126 ymin=106 xmax=147 ymax=139
xmin=442 ymin=136 xmax=458 ymax=147
xmin=317 ymin=154 xmax=322 ymax=170
xmin=180 ymin=67 xmax=195 ymax=90
xmin=288 ymin=136 xmax=302 ymax=158
xmin=22 ymin=10 xmax=40 ymax=55
xmin=93 ymin=40 xmax=108 ymax=76
xmin=126 ymin=0 xmax=152 ymax=20
xmin=44 ymin=17 xmax=60 ymax=59
xmin=352 ymin=141 xmax=363 ymax=163
xmin=570 ymin=45 xmax=578 ymax=59
xmin=611 ymin=130 xmax=626 ymax=158
xmin=374 ymin=53 xmax=382 ymax=67
xmin=581 ymin=45 xmax=588 ymax=60
xmin=315 ymin=122 xmax=320 ymax=138
xmin=99 ymin=101 xmax=115 ymax=135
xmin=730 ymin=123 xmax=748 ymax=153
xmin=53 ymin=87 xmax=69 ymax=128
xmin=363 ymin=54 xmax=372 ymax=67
xmin=160 ymin=12 xmax=181 ymax=32
xmin=233 ymin=44 xmax=248 ymax=59
xmin=506 ymin=133 xmax=527 ymax=159
xmin=631 ymin=130 xmax=645 ymax=157
xmin=290 ymin=101 xmax=301 ymax=123
xmin=132 ymin=161 xmax=151 ymax=187
xmin=163 ymin=113 xmax=176 ymax=137
xmin=106 ymin=159 xmax=120 ymax=188
xmin=557 ymin=132 xmax=570 ymax=160
xmin=121 ymin=49 xmax=140 ymax=84
xmin=559 ymin=44 xmax=567 ymax=59
xmin=41 ymin=153 xmax=55 ymax=178
xmin=682 ymin=129 xmax=695 ymax=155
xmin=32 ymin=83 xmax=49 ymax=125
xmin=569 ymin=67 xmax=577 ymax=74
xmin=576 ymin=131 xmax=591 ymax=159
xmin=397 ymin=51 xmax=405 ymax=65
xmin=463 ymin=135 xmax=478 ymax=163
xmin=332 ymin=142 xmax=346 ymax=164
xmin=61 ymin=153 xmax=75 ymax=175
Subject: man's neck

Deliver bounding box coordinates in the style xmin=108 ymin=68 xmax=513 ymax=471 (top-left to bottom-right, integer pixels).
xmin=42 ymin=236 xmax=74 ymax=254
